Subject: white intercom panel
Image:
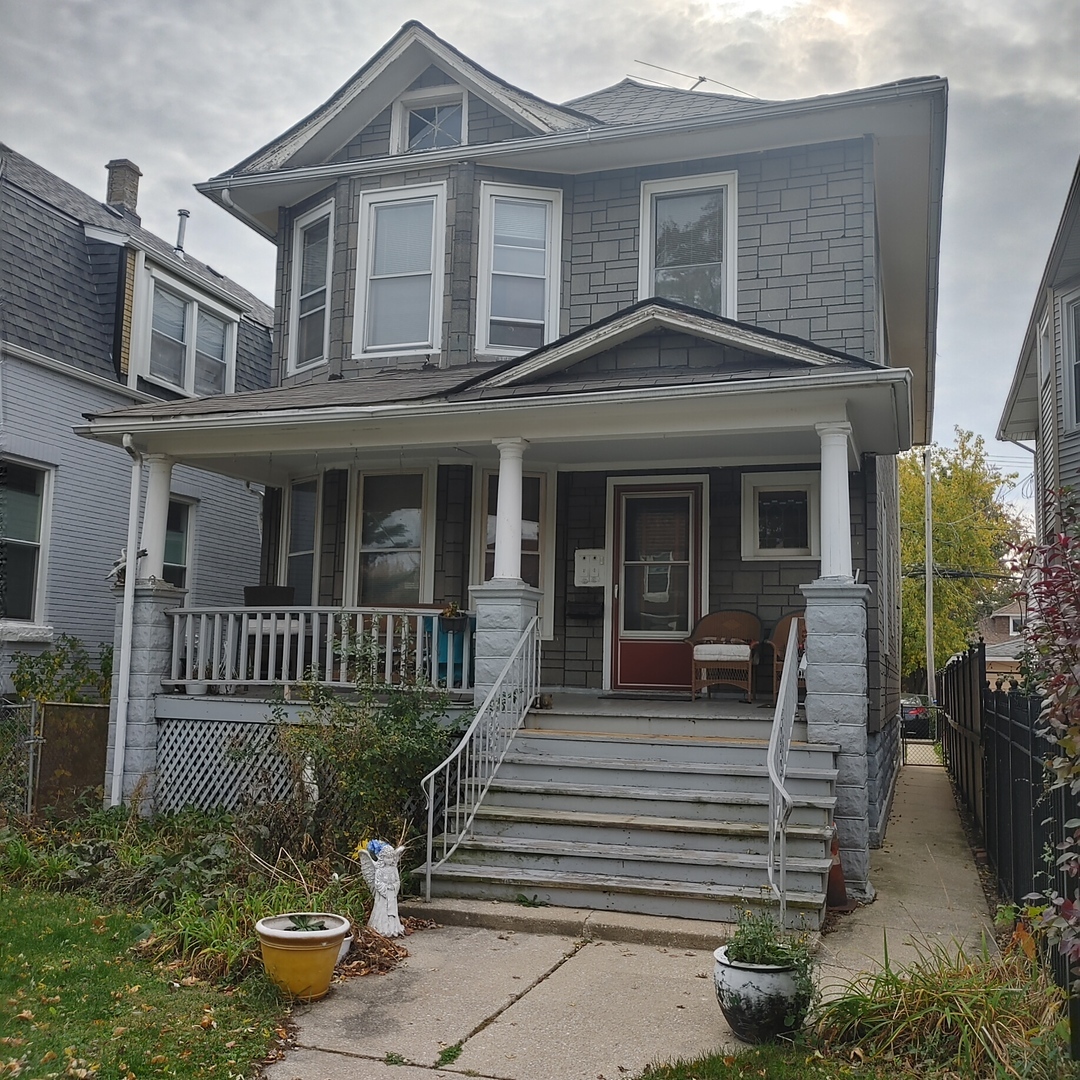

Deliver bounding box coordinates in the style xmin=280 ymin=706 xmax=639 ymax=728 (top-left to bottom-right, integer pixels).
xmin=574 ymin=548 xmax=606 ymax=588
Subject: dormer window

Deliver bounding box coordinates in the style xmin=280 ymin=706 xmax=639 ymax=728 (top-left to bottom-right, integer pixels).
xmin=143 ymin=267 xmax=238 ymax=397
xmin=392 ymin=88 xmax=468 ymax=153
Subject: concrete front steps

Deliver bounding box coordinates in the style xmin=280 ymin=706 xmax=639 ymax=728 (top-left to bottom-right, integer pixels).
xmin=425 ymin=699 xmax=838 ymax=929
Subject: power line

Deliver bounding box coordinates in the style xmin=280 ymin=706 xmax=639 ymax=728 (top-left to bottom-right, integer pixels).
xmin=632 ymin=60 xmax=759 ymax=99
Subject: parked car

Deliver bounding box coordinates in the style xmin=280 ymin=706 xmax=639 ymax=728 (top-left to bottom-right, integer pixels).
xmin=901 ymin=695 xmax=935 ymax=739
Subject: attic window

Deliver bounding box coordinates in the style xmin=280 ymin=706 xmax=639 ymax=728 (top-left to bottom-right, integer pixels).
xmin=392 ymin=89 xmax=468 ymax=153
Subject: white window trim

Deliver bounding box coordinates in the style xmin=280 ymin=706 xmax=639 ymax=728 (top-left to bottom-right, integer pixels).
xmin=470 ymin=465 xmax=557 ymax=637
xmin=287 ymin=200 xmax=334 ymax=375
xmin=0 ymin=456 xmax=54 ymax=630
xmin=280 ymin=475 xmax=323 ymax=606
xmin=346 ymin=466 xmax=437 ymax=607
xmin=136 ymin=265 xmax=239 ymax=397
xmin=740 ymin=471 xmax=821 ymax=561
xmin=476 ymin=182 xmax=562 ymax=357
xmin=1064 ymin=287 xmax=1080 ymax=429
xmin=352 ymin=183 xmax=447 ymax=358
xmin=390 ymin=87 xmax=469 ymax=154
xmin=638 ymin=171 xmax=738 ymax=318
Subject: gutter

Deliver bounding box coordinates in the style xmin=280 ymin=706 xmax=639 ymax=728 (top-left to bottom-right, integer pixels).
xmin=78 ymin=366 xmax=912 ymax=439
xmin=197 ymin=78 xmax=948 ymax=229
xmin=1 ymin=340 xmax=157 ymax=403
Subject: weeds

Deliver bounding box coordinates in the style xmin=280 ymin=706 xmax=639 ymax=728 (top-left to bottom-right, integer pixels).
xmin=814 ymin=938 xmax=1068 ymax=1079
xmin=436 ymin=1043 xmax=463 ymax=1066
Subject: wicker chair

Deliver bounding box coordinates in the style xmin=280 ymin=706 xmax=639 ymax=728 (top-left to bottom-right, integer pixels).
xmin=687 ymin=611 xmax=761 ymax=702
xmin=770 ymin=611 xmax=806 ymax=706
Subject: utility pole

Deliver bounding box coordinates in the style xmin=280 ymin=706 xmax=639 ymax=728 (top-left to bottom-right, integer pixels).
xmin=924 ymin=445 xmax=935 ymax=701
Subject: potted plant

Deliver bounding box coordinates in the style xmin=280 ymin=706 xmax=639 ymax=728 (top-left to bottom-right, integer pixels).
xmin=713 ymin=909 xmax=815 ymax=1043
xmin=438 ymin=601 xmax=468 ymax=634
xmin=255 ymin=911 xmax=351 ymax=1001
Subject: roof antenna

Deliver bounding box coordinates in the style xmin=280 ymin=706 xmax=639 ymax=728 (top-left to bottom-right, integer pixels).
xmin=174 ymin=208 xmax=190 ymax=257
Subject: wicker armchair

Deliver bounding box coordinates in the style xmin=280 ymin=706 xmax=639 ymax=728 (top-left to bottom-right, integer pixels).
xmin=687 ymin=611 xmax=761 ymax=702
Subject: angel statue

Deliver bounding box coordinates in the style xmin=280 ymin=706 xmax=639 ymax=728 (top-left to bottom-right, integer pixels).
xmin=358 ymin=839 xmax=406 ymax=937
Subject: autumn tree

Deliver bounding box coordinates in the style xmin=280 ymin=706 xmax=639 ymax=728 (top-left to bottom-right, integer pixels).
xmin=899 ymin=428 xmax=1027 ymax=685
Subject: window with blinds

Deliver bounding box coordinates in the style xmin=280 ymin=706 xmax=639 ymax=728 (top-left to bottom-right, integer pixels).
xmin=477 ymin=183 xmax=561 ymax=355
xmin=290 ymin=204 xmax=332 ymax=371
xmin=356 ymin=184 xmax=446 ymax=355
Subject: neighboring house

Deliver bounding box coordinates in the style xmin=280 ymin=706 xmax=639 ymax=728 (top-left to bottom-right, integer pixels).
xmin=80 ymin=23 xmax=946 ymax=922
xmin=977 ymin=600 xmax=1024 ymax=683
xmin=0 ymin=145 xmax=273 ymax=687
xmin=999 ymin=154 xmax=1080 ymax=536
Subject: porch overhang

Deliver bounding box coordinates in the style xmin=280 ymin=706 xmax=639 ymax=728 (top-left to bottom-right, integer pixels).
xmin=77 ymin=367 xmax=911 ymax=486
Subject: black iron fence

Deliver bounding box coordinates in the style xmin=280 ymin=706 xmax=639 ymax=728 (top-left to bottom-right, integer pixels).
xmin=941 ymin=643 xmax=1079 ymax=1055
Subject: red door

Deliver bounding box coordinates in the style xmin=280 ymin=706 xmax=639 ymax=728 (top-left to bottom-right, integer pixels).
xmin=611 ymin=483 xmax=703 ymax=690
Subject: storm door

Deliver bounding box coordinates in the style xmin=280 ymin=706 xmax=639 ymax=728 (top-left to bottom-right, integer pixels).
xmin=611 ymin=482 xmax=703 ymax=690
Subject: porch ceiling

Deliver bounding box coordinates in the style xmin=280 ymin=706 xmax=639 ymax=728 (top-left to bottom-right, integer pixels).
xmin=79 ymin=368 xmax=911 ymax=486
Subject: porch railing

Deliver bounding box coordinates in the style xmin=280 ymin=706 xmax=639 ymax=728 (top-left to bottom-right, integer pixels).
xmin=767 ymin=617 xmax=801 ymax=927
xmin=165 ymin=606 xmax=474 ymax=693
xmin=422 ymin=615 xmax=541 ymax=899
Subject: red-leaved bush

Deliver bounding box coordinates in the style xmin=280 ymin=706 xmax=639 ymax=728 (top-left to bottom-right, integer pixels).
xmin=1017 ymin=492 xmax=1080 ymax=974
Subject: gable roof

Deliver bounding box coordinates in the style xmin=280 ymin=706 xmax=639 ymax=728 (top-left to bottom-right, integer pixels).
xmin=222 ymin=21 xmax=594 ymax=179
xmin=473 ymin=298 xmax=875 ymax=391
xmin=999 ymin=154 xmax=1080 ymax=442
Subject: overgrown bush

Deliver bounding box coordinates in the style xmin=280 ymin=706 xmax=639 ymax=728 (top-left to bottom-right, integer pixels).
xmin=259 ymin=680 xmax=464 ymax=863
xmin=1015 ymin=491 xmax=1080 ymax=977
xmin=11 ymin=633 xmax=113 ymax=703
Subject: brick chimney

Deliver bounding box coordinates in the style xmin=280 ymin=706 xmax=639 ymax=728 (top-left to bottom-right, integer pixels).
xmin=105 ymin=159 xmax=142 ymax=224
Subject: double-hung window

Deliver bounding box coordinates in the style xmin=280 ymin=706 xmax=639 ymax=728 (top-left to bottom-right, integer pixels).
xmin=0 ymin=460 xmax=50 ymax=623
xmin=162 ymin=500 xmax=193 ymax=589
xmin=289 ymin=203 xmax=333 ymax=372
xmin=146 ymin=270 xmax=237 ymax=396
xmin=357 ymin=473 xmax=427 ymax=606
xmin=354 ymin=184 xmax=446 ymax=356
xmin=1066 ymin=291 xmax=1080 ymax=428
xmin=740 ymin=471 xmax=820 ymax=561
xmin=477 ymin=183 xmax=561 ymax=354
xmin=286 ymin=479 xmax=319 ymax=606
xmin=639 ymin=172 xmax=737 ymax=318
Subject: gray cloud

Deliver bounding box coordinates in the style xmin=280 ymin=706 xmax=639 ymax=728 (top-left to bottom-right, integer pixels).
xmin=1 ymin=0 xmax=1077 ymax=458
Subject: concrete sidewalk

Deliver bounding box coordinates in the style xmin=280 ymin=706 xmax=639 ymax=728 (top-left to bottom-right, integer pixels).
xmin=265 ymin=765 xmax=994 ymax=1080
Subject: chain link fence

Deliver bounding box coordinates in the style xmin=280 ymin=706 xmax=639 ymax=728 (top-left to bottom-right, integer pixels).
xmin=0 ymin=700 xmax=40 ymax=815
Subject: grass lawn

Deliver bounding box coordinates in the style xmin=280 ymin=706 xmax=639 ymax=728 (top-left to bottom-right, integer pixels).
xmin=0 ymin=888 xmax=283 ymax=1079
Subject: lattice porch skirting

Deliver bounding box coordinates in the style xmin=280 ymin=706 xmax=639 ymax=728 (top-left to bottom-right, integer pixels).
xmin=156 ymin=717 xmax=293 ymax=812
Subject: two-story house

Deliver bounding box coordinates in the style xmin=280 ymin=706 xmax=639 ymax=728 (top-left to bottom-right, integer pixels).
xmin=81 ymin=23 xmax=946 ymax=923
xmin=0 ymin=145 xmax=272 ymax=690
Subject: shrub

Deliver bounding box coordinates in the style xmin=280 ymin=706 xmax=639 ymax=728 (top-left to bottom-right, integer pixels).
xmin=11 ymin=634 xmax=113 ymax=703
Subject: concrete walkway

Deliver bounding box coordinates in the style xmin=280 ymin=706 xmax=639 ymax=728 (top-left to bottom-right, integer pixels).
xmin=265 ymin=765 xmax=995 ymax=1080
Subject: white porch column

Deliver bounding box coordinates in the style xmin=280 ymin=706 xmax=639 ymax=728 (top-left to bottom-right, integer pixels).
xmin=492 ymin=438 xmax=526 ymax=582
xmin=817 ymin=422 xmax=853 ymax=580
xmin=138 ymin=454 xmax=173 ymax=581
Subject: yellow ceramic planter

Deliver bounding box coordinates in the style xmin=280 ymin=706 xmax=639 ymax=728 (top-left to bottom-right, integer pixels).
xmin=255 ymin=912 xmax=350 ymax=1001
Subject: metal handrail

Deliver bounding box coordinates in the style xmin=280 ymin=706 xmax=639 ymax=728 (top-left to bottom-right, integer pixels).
xmin=767 ymin=618 xmax=801 ymax=927
xmin=422 ymin=616 xmax=541 ymax=899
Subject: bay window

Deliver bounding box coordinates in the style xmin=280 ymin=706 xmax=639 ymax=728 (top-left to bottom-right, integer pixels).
xmin=354 ymin=184 xmax=445 ymax=355
xmin=477 ymin=183 xmax=561 ymax=354
xmin=289 ymin=203 xmax=333 ymax=372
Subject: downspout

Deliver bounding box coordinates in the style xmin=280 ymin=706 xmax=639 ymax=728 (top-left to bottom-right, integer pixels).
xmin=220 ymin=188 xmax=271 ymax=238
xmin=110 ymin=434 xmax=143 ymax=807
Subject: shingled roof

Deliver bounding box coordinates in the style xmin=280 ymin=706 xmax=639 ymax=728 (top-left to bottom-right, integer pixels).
xmin=565 ymin=79 xmax=764 ymax=125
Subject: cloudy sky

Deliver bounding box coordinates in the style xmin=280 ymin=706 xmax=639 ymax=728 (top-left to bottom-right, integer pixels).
xmin=2 ymin=0 xmax=1078 ymax=490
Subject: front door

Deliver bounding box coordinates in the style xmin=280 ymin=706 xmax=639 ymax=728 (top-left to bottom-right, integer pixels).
xmin=611 ymin=482 xmax=704 ymax=690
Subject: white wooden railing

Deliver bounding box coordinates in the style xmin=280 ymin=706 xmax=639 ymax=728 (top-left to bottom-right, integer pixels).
xmin=165 ymin=606 xmax=474 ymax=693
xmin=422 ymin=616 xmax=541 ymax=899
xmin=767 ymin=617 xmax=802 ymax=927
